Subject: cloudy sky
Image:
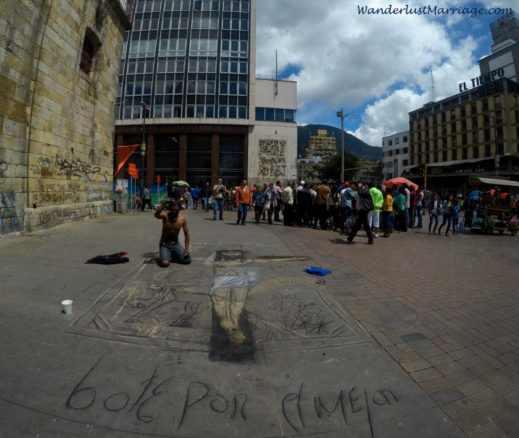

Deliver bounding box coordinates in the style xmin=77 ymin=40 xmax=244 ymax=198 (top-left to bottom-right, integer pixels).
xmin=256 ymin=0 xmax=516 ymax=146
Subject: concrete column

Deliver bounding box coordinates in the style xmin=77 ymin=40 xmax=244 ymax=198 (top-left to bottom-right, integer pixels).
xmin=179 ymin=134 xmax=187 ymax=180
xmin=243 ymin=134 xmax=249 ymax=180
xmin=211 ymin=134 xmax=219 ymax=185
xmin=146 ymin=133 xmax=155 ymax=186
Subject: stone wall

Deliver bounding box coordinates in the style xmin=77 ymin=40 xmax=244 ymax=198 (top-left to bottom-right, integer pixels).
xmin=0 ymin=0 xmax=130 ymax=235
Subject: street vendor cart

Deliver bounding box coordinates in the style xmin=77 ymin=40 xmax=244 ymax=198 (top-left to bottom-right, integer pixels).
xmin=467 ymin=177 xmax=519 ymax=236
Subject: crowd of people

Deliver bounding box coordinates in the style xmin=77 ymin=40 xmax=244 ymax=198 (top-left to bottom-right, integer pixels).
xmin=168 ymin=179 xmax=478 ymax=242
xmin=153 ymin=177 xmax=519 ymax=244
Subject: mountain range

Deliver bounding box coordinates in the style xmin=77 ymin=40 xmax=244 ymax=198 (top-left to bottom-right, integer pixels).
xmin=297 ymin=124 xmax=383 ymax=161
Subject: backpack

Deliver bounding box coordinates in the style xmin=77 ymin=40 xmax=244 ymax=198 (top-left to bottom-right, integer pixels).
xmin=358 ymin=189 xmax=374 ymax=211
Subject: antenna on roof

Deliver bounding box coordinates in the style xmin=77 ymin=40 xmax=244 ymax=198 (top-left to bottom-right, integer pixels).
xmin=430 ymin=67 xmax=435 ymax=102
xmin=275 ymin=50 xmax=279 ymax=96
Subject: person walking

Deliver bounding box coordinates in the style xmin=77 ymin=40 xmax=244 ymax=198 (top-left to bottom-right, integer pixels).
xmin=428 ymin=193 xmax=441 ymax=234
xmin=346 ymin=182 xmax=374 ymax=244
xmin=212 ymin=178 xmax=226 ymax=220
xmin=235 ymin=179 xmax=252 ymax=225
xmin=368 ymin=183 xmax=384 ymax=238
xmin=201 ymin=181 xmax=211 ymax=212
xmin=438 ymin=194 xmax=454 ymax=236
xmin=141 ymin=185 xmax=152 ymax=211
xmin=416 ymin=188 xmax=424 ymax=228
xmin=263 ymin=183 xmax=277 ymax=224
xmin=191 ymin=185 xmax=200 ymax=210
xmin=253 ymin=185 xmax=266 ymax=224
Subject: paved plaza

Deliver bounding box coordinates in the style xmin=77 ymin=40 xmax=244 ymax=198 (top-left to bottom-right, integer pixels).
xmin=0 ymin=209 xmax=518 ymax=437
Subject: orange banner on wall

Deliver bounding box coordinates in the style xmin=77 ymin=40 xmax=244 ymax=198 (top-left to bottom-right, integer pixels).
xmin=114 ymin=144 xmax=139 ymax=177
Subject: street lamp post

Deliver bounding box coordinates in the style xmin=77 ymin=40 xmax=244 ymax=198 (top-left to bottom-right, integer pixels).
xmin=494 ymin=152 xmax=500 ymax=177
xmin=336 ymin=110 xmax=354 ymax=183
xmin=140 ymin=101 xmax=148 ymax=190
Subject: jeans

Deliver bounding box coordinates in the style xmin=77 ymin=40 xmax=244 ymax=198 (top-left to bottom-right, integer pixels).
xmin=429 ymin=213 xmax=439 ymax=233
xmin=213 ymin=198 xmax=224 ymax=219
xmin=410 ymin=207 xmax=416 ymax=228
xmin=254 ymin=205 xmax=262 ymax=224
xmin=348 ymin=209 xmax=373 ymax=242
xmin=237 ymin=203 xmax=249 ymax=224
xmin=193 ymin=199 xmax=199 ymax=209
xmin=439 ymin=213 xmax=452 ymax=234
xmin=204 ymin=196 xmax=210 ymax=212
xmin=416 ymin=205 xmax=423 ymax=227
xmin=159 ymin=241 xmax=190 ymax=264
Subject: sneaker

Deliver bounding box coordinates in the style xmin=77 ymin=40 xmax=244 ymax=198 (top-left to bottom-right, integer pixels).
xmin=374 ymin=233 xmax=379 ymax=238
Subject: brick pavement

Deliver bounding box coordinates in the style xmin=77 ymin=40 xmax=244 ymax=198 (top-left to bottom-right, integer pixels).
xmin=268 ymin=222 xmax=519 ymax=437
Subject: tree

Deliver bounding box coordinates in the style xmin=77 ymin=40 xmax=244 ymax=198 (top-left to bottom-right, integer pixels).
xmin=319 ymin=152 xmax=358 ymax=183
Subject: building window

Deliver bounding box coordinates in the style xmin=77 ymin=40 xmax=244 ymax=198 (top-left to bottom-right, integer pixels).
xmin=403 ymin=135 xmax=408 ymax=142
xmin=462 ymin=148 xmax=467 ymax=159
xmin=452 ymin=149 xmax=457 ymax=160
xmin=79 ymin=33 xmax=97 ymax=75
xmin=395 ymin=137 xmax=400 ymax=144
xmin=473 ymin=146 xmax=479 ymax=158
xmin=388 ymin=140 xmax=392 ymax=146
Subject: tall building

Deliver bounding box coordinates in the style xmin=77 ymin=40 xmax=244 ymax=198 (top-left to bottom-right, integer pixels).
xmin=479 ymin=12 xmax=519 ymax=83
xmin=408 ymin=78 xmax=519 ymax=194
xmin=381 ymin=131 xmax=410 ymax=180
xmin=305 ymin=130 xmax=336 ymax=159
xmin=114 ymin=0 xmax=297 ymax=187
xmin=0 ymin=0 xmax=132 ymax=235
xmin=406 ymin=13 xmax=519 ymax=195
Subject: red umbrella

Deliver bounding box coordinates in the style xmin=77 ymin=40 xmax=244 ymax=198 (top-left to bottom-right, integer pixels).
xmin=384 ymin=177 xmax=418 ymax=191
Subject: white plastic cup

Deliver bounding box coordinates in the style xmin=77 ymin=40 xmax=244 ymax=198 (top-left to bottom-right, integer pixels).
xmin=61 ymin=299 xmax=73 ymax=315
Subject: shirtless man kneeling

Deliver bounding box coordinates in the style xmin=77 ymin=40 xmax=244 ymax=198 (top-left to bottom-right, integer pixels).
xmin=154 ymin=199 xmax=191 ymax=267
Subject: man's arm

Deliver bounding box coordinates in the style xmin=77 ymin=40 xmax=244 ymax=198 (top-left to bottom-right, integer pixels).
xmin=182 ymin=219 xmax=190 ymax=254
xmin=154 ymin=199 xmax=168 ymax=219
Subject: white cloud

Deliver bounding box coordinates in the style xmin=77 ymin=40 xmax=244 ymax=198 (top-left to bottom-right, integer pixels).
xmin=256 ymin=0 xmax=511 ymax=146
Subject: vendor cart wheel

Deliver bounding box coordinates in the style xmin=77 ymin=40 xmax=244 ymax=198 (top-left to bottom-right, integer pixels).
xmin=499 ymin=230 xmax=504 ymax=235
xmin=487 ymin=227 xmax=494 ymax=235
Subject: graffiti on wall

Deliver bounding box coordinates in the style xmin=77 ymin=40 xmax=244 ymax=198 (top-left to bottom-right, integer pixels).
xmin=258 ymin=139 xmax=287 ymax=178
xmin=0 ymin=190 xmax=21 ymax=233
xmin=31 ymin=155 xmax=110 ymax=182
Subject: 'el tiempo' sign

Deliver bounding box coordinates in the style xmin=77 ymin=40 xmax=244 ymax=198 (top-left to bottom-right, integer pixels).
xmin=459 ymin=68 xmax=505 ymax=92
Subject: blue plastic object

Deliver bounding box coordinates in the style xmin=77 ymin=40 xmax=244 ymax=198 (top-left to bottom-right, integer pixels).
xmin=304 ymin=266 xmax=331 ymax=276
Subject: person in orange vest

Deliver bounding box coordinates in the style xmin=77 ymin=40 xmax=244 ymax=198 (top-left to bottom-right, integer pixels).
xmin=235 ymin=179 xmax=253 ymax=225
